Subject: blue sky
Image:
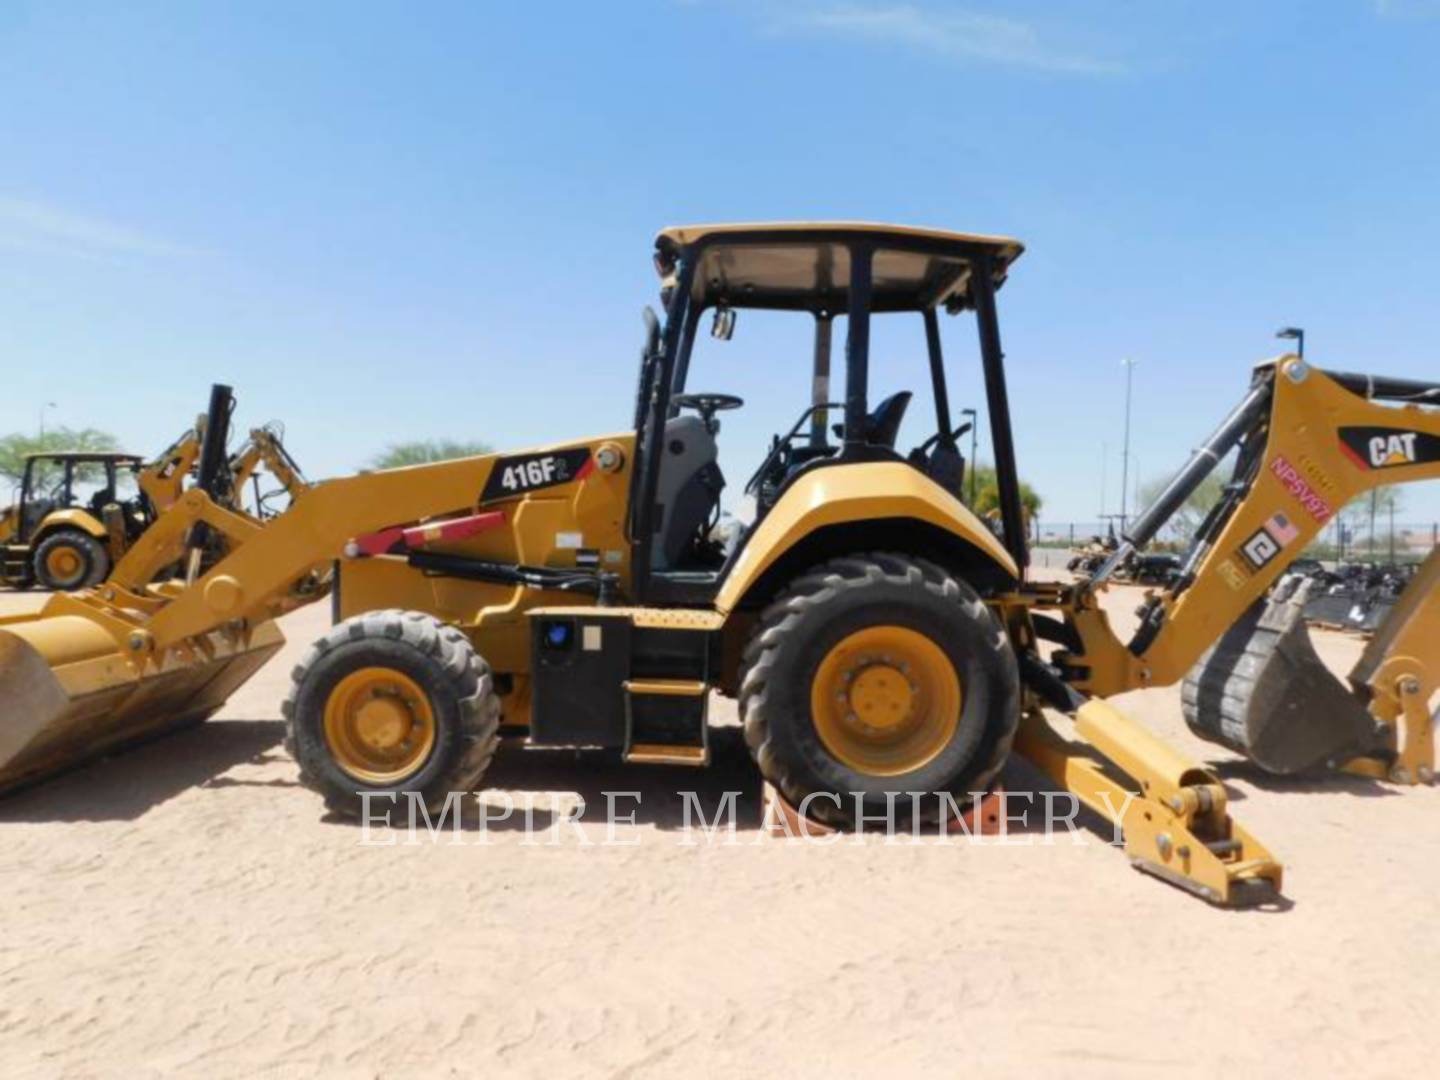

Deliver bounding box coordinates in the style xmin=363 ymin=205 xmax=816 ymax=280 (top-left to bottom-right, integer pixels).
xmin=2 ymin=0 xmax=1438 ymax=523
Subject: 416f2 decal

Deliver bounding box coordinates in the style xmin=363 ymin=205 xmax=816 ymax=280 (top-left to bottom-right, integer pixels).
xmin=480 ymin=448 xmax=593 ymax=502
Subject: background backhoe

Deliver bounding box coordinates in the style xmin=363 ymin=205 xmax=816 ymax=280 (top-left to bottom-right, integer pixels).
xmin=0 ymin=223 xmax=1434 ymax=909
xmin=1 ymin=386 xmax=308 ymax=593
xmin=1 ymin=451 xmax=149 ymax=590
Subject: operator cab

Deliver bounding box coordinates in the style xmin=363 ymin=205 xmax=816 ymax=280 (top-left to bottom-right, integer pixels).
xmin=631 ymin=222 xmax=1028 ymax=604
xmin=15 ymin=453 xmax=146 ymax=542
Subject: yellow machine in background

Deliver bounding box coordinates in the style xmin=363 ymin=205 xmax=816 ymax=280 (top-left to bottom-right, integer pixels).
xmin=1 ymin=452 xmax=150 ymax=590
xmin=1 ymin=386 xmax=309 ymax=593
xmin=0 ymin=223 xmax=1435 ymax=909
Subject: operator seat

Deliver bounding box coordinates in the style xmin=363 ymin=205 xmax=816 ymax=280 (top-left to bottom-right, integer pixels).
xmin=88 ymin=487 xmax=116 ymax=517
xmin=831 ymin=391 xmax=913 ymax=449
xmin=920 ymin=443 xmax=965 ymax=497
xmin=651 ymin=415 xmax=725 ymax=569
xmin=865 ymin=391 xmax=912 ymax=449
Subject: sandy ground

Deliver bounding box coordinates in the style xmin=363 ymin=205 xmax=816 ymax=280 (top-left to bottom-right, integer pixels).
xmin=2 ymin=576 xmax=1438 ymax=1079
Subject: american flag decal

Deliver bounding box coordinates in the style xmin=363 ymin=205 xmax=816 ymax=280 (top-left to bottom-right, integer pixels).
xmin=1264 ymin=512 xmax=1299 ymax=546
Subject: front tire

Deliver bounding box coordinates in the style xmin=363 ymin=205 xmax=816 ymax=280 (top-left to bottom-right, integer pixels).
xmin=283 ymin=610 xmax=501 ymax=818
xmin=739 ymin=553 xmax=1019 ymax=828
xmin=33 ymin=531 xmax=109 ymax=591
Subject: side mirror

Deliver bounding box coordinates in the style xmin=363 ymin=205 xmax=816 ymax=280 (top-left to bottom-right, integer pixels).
xmin=711 ymin=306 xmax=736 ymax=341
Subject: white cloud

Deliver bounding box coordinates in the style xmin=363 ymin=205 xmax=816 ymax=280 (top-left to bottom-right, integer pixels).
xmin=770 ymin=4 xmax=1123 ymax=75
xmin=0 ymin=196 xmax=199 ymax=261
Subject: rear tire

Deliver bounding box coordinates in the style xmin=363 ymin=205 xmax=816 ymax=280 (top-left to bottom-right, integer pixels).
xmin=738 ymin=553 xmax=1019 ymax=828
xmin=32 ymin=531 xmax=108 ymax=591
xmin=283 ymin=610 xmax=501 ymax=818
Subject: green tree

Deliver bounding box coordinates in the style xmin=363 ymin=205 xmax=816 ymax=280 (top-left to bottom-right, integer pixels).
xmin=0 ymin=427 xmax=121 ymax=490
xmin=1136 ymin=471 xmax=1226 ymax=540
xmin=368 ymin=439 xmax=493 ymax=470
xmin=966 ymin=463 xmax=1043 ymax=518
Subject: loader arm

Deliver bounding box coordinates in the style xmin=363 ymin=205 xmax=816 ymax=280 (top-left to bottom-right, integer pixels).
xmin=0 ymin=440 xmax=608 ymax=796
xmin=110 ymin=445 xmax=594 ymax=652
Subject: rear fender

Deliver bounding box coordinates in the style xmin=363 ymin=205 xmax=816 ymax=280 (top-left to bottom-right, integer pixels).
xmin=715 ymin=461 xmax=1019 ymax=615
xmin=33 ymin=510 xmax=109 ymax=543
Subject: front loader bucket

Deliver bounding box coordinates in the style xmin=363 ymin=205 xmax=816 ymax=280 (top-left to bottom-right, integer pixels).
xmin=1182 ymin=576 xmax=1380 ymax=775
xmin=0 ymin=611 xmax=284 ymax=796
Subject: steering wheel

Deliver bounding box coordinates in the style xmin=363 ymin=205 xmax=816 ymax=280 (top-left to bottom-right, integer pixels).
xmin=672 ymin=392 xmax=743 ymax=431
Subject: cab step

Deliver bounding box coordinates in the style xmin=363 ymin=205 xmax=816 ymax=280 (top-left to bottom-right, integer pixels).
xmin=622 ymin=678 xmax=709 ymax=766
xmin=626 ymin=744 xmax=708 ymax=765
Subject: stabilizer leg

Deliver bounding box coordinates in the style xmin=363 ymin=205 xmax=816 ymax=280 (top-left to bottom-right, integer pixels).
xmin=1015 ymin=701 xmax=1284 ymax=907
xmin=1342 ymin=547 xmax=1440 ymax=784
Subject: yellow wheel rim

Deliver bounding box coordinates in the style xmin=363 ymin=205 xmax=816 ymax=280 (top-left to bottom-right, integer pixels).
xmin=323 ymin=667 xmax=437 ymax=784
xmin=810 ymin=625 xmax=962 ymax=776
xmin=45 ymin=545 xmax=84 ymax=584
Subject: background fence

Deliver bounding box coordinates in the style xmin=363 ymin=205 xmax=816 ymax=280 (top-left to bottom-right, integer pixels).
xmin=1033 ymin=519 xmax=1440 ymax=564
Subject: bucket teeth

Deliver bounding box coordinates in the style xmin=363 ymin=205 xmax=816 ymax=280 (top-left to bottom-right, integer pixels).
xmin=1182 ymin=575 xmax=1380 ymax=775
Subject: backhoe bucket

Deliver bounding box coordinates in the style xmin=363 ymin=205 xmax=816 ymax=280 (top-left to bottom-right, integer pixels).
xmin=1182 ymin=575 xmax=1380 ymax=774
xmin=0 ymin=609 xmax=284 ymax=796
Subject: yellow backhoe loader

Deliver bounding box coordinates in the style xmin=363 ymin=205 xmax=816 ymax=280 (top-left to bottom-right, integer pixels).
xmin=1 ymin=223 xmax=1435 ymax=909
xmin=137 ymin=385 xmax=309 ymax=525
xmin=1 ymin=386 xmax=309 ymax=593
xmin=2 ymin=452 xmax=151 ymax=591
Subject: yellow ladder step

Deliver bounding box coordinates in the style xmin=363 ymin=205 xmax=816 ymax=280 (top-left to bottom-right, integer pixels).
xmin=623 ymin=679 xmax=707 ymax=697
xmin=625 ymin=743 xmax=708 ymax=766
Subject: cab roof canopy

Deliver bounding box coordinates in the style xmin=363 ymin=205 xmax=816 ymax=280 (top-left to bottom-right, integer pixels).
xmin=655 ymin=222 xmax=1024 ymax=315
xmin=25 ymin=452 xmax=141 ymax=463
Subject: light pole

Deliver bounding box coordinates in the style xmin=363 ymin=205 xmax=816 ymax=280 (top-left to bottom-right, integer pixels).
xmin=1276 ymin=326 xmax=1305 ymax=359
xmin=1389 ymin=499 xmax=1396 ymax=565
xmin=38 ymin=401 xmax=57 ymax=438
xmin=1120 ymin=358 xmax=1138 ymax=534
xmin=1132 ymin=456 xmax=1142 ymax=529
xmin=1099 ymin=440 xmax=1109 ymax=522
xmin=961 ymin=407 xmax=978 ymax=506
xmin=1369 ymin=489 xmax=1378 ymax=559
